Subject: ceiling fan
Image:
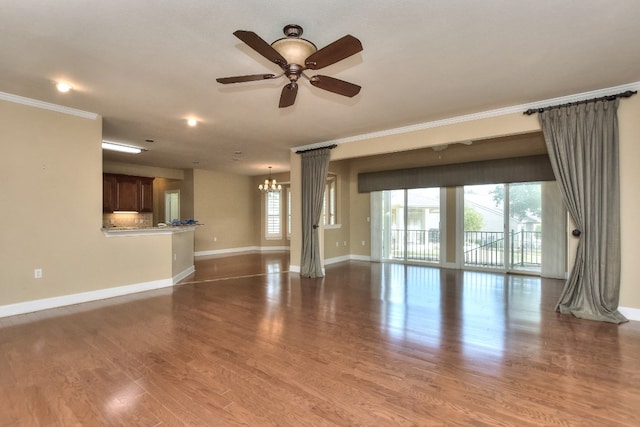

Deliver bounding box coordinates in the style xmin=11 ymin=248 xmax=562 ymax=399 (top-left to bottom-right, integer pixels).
xmin=216 ymin=24 xmax=363 ymax=108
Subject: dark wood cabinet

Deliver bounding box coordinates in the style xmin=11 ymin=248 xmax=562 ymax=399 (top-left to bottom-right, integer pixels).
xmin=103 ymin=173 xmax=154 ymax=213
xmin=102 ymin=174 xmax=117 ymax=213
xmin=115 ymin=175 xmax=140 ymax=211
xmin=139 ymin=177 xmax=154 ymax=213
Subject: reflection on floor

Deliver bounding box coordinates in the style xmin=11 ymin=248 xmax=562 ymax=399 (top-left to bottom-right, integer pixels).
xmin=1 ymin=252 xmax=639 ymax=426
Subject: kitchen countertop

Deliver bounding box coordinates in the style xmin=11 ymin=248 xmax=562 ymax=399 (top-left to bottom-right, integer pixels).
xmin=102 ymin=225 xmax=197 ymax=237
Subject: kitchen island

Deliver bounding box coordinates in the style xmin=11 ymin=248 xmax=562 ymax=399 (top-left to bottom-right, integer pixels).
xmin=102 ymin=225 xmax=197 ymax=237
xmin=102 ymin=225 xmax=196 ymax=285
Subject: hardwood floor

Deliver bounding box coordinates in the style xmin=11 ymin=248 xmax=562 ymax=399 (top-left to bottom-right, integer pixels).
xmin=1 ymin=252 xmax=639 ymax=426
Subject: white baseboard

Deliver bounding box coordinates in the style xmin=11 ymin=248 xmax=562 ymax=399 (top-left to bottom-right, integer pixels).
xmin=290 ymin=265 xmax=301 ymax=273
xmin=325 ymin=254 xmax=371 ymax=265
xmin=0 ymin=265 xmax=195 ymax=319
xmin=619 ymin=306 xmax=640 ymax=322
xmin=324 ymin=255 xmax=351 ymax=265
xmin=195 ymin=246 xmax=290 ymax=258
xmin=195 ymin=246 xmax=258 ymax=257
xmin=173 ymin=265 xmax=195 ymax=284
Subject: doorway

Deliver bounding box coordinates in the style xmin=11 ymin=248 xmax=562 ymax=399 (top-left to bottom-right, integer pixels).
xmin=164 ymin=190 xmax=180 ymax=223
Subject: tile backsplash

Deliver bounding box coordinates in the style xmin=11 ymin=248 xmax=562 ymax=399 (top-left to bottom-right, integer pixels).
xmin=103 ymin=212 xmax=153 ymax=228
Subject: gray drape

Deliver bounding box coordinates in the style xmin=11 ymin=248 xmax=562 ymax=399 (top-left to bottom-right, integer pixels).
xmin=539 ymin=99 xmax=627 ymax=323
xmin=300 ymin=147 xmax=331 ymax=278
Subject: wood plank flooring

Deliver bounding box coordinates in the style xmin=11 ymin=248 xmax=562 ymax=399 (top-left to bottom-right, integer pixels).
xmin=1 ymin=252 xmax=640 ymax=426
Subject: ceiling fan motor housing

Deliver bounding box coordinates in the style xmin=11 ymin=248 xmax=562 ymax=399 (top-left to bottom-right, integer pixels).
xmin=283 ymin=24 xmax=303 ymax=38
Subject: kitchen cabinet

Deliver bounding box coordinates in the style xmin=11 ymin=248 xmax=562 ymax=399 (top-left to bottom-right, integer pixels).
xmin=115 ymin=175 xmax=140 ymax=211
xmin=139 ymin=177 xmax=154 ymax=213
xmin=103 ymin=173 xmax=154 ymax=213
xmin=102 ymin=174 xmax=117 ymax=213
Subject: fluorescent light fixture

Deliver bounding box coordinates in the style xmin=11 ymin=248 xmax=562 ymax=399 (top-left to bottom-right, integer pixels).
xmin=101 ymin=141 xmax=142 ymax=154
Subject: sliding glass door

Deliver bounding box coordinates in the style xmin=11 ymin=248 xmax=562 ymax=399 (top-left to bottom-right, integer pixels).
xmin=463 ymin=182 xmax=542 ymax=273
xmin=463 ymin=184 xmax=506 ymax=269
xmin=372 ymin=178 xmax=563 ymax=276
xmin=381 ymin=188 xmax=441 ymax=263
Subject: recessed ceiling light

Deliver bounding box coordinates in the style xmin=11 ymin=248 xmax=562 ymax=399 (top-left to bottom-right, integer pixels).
xmin=56 ymin=82 xmax=72 ymax=93
xmin=187 ymin=118 xmax=197 ymax=127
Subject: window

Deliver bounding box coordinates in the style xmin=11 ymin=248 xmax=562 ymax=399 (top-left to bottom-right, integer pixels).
xmin=265 ymin=191 xmax=282 ymax=239
xmin=323 ymin=174 xmax=337 ymax=226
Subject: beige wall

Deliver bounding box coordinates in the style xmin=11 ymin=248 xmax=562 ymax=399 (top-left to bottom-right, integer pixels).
xmin=347 ymin=164 xmax=371 ymax=257
xmin=289 ymin=153 xmax=302 ymax=269
xmin=103 ymin=161 xmax=184 ymax=180
xmin=324 ymin=160 xmax=352 ymax=260
xmin=193 ymin=169 xmax=258 ymax=253
xmin=618 ymin=95 xmax=640 ymax=310
xmin=172 ymin=230 xmax=195 ymax=279
xmin=0 ymin=99 xmax=178 ymax=308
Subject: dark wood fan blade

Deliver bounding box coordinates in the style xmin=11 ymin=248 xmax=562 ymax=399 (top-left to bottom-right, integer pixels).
xmin=279 ymin=82 xmax=298 ymax=108
xmin=233 ymin=30 xmax=287 ymax=68
xmin=305 ymin=35 xmax=363 ymax=70
xmin=216 ymin=74 xmax=276 ymax=84
xmin=309 ymin=75 xmax=361 ymax=97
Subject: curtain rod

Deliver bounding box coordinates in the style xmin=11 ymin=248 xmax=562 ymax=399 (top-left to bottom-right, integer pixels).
xmin=295 ymin=144 xmax=337 ymax=154
xmin=523 ymin=90 xmax=637 ymax=116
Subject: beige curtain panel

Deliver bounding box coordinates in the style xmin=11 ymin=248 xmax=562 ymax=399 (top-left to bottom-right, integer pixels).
xmin=540 ymin=99 xmax=626 ymax=323
xmin=300 ymin=147 xmax=332 ymax=278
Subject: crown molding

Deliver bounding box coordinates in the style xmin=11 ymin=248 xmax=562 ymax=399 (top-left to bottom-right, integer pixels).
xmin=292 ymin=81 xmax=640 ymax=152
xmin=0 ymin=91 xmax=99 ymax=120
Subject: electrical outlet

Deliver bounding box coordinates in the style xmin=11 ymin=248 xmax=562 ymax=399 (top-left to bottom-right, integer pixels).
xmin=336 ymin=242 xmax=339 ymax=247
xmin=173 ymin=253 xmax=177 ymax=261
xmin=34 ymin=268 xmax=43 ymax=279
xmin=361 ymin=240 xmax=366 ymax=246
xmin=213 ymin=237 xmax=217 ymax=242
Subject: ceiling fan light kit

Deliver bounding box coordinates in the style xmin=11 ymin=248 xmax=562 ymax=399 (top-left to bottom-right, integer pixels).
xmin=271 ymin=25 xmax=317 ymax=67
xmin=217 ymin=24 xmax=363 ymax=108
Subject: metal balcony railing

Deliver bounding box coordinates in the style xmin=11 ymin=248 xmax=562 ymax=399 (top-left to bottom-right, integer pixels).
xmin=390 ymin=229 xmax=440 ymax=261
xmin=389 ymin=229 xmax=541 ymax=269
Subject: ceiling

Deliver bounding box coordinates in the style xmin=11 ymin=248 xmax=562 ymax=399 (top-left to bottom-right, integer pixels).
xmin=2 ymin=1 xmax=639 ymax=176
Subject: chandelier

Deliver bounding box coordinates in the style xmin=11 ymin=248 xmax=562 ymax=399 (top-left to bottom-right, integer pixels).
xmin=258 ymin=166 xmax=282 ymax=192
